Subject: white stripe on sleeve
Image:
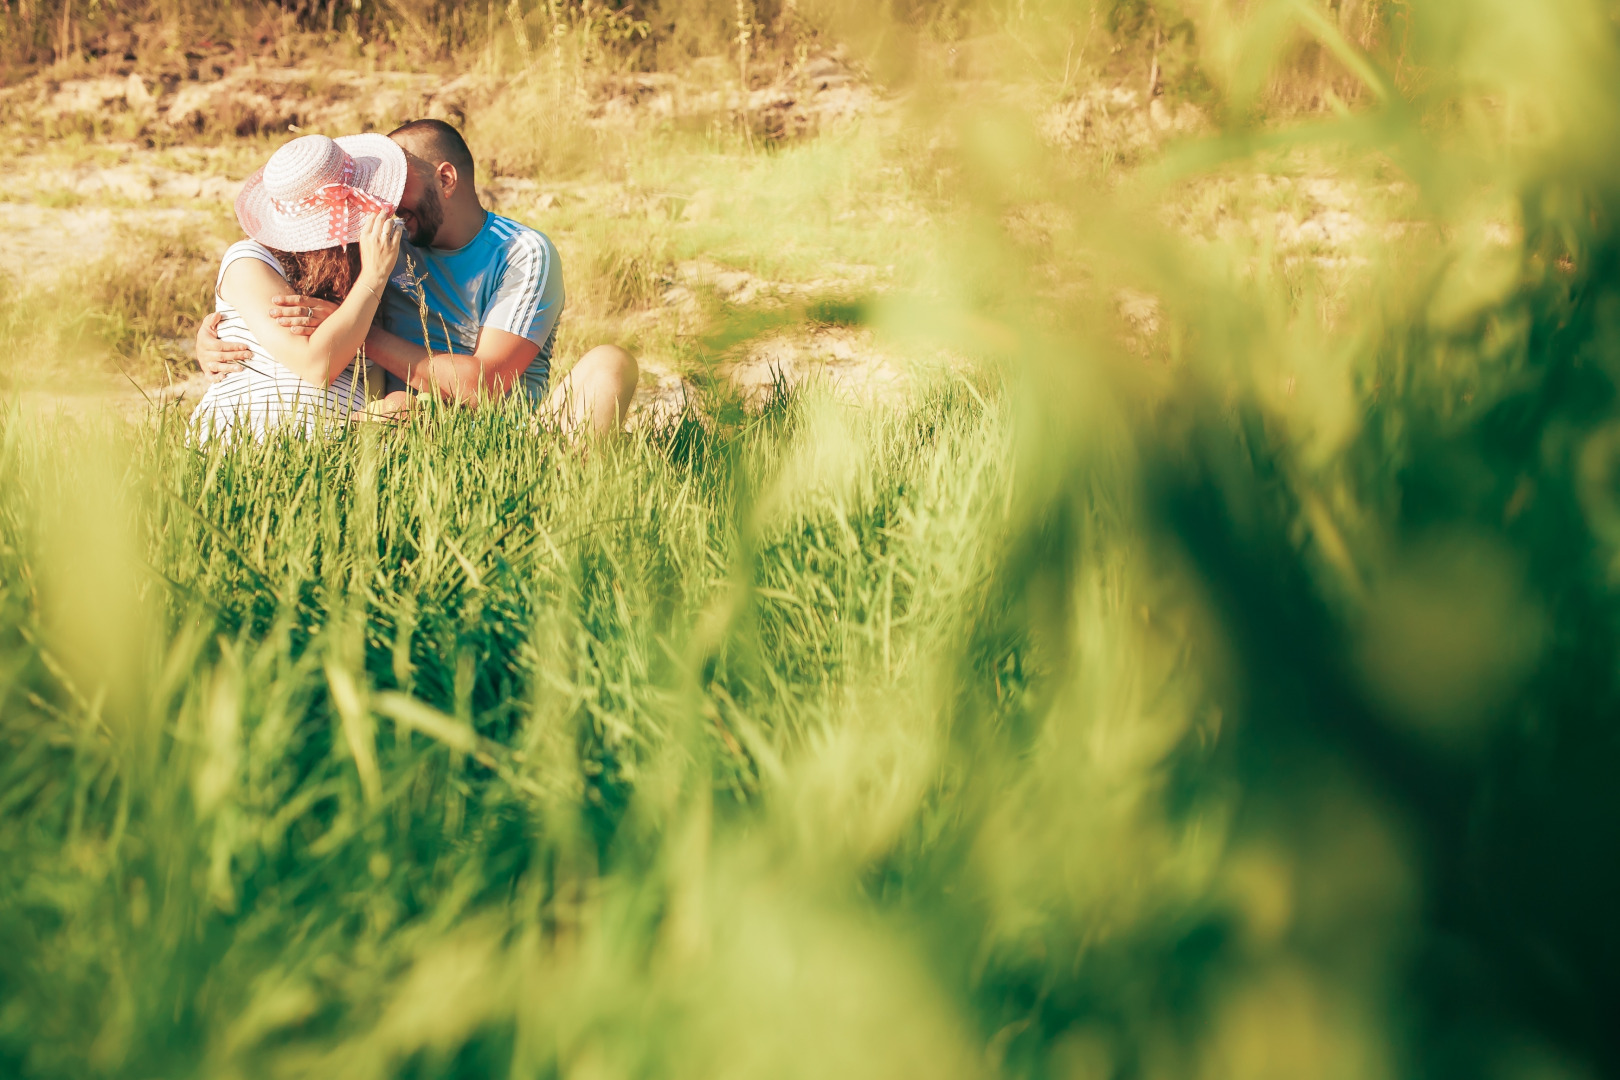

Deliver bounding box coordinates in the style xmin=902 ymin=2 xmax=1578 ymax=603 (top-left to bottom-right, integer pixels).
xmin=513 ymin=234 xmax=549 ymax=335
xmin=485 ymin=230 xmax=546 ymax=339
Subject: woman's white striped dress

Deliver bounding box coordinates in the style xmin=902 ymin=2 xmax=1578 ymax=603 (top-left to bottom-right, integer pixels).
xmin=190 ymin=241 xmax=373 ymax=443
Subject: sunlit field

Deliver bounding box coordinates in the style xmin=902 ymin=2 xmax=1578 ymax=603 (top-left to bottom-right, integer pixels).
xmin=4 ymin=1 xmax=1620 ymax=1077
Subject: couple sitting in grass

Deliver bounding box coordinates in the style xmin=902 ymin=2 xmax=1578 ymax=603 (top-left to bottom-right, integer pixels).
xmin=192 ymin=119 xmax=638 ymax=440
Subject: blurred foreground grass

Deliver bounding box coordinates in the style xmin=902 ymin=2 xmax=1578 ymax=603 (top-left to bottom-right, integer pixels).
xmin=1 ymin=389 xmax=1076 ymax=1079
xmin=8 ymin=0 xmax=1620 ymax=1078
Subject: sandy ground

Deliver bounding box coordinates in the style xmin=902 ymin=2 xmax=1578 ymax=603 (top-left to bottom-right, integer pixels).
xmin=0 ymin=202 xmax=213 ymax=285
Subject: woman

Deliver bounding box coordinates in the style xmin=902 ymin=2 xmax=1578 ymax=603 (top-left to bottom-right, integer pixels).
xmin=191 ymin=132 xmax=408 ymax=442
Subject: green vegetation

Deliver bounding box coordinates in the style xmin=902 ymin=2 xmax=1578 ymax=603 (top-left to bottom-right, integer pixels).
xmin=1 ymin=388 xmax=1047 ymax=1078
xmin=7 ymin=0 xmax=1620 ymax=1077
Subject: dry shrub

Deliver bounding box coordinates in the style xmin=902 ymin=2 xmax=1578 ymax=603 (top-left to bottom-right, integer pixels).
xmin=0 ymin=0 xmax=812 ymax=82
xmin=467 ymin=74 xmax=621 ymax=182
xmin=596 ymin=244 xmax=676 ymax=312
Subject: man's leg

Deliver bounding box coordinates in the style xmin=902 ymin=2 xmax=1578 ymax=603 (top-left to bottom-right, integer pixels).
xmin=543 ymin=345 xmax=639 ymax=436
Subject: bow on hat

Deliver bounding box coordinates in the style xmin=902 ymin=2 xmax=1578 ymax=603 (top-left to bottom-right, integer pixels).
xmin=271 ymin=156 xmax=396 ymax=243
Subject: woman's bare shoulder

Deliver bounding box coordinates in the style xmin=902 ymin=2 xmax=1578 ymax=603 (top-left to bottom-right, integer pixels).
xmin=219 ymin=251 xmax=289 ymax=306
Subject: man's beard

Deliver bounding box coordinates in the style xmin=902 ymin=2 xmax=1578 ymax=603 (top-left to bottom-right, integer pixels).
xmin=401 ymin=184 xmax=445 ymax=246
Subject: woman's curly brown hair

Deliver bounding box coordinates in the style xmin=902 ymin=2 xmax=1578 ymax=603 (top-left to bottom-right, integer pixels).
xmin=265 ymin=243 xmax=363 ymax=304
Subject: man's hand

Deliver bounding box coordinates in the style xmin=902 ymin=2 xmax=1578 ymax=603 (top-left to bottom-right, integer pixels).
xmin=270 ymin=294 xmax=340 ymax=337
xmin=196 ymin=311 xmax=251 ymax=378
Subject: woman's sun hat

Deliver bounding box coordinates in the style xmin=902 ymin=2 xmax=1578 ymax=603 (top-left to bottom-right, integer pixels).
xmin=235 ymin=133 xmax=407 ymax=253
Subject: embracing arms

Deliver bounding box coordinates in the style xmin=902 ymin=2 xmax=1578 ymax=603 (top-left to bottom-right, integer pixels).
xmin=357 ymin=324 xmax=539 ymax=406
xmin=197 ymin=292 xmax=540 ymax=406
xmin=206 ymin=213 xmax=401 ymax=387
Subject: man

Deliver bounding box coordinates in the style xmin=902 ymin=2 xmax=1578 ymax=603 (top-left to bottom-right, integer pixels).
xmin=196 ymin=119 xmax=638 ymax=435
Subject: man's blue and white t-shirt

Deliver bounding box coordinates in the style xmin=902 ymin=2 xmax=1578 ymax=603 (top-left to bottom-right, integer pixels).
xmin=378 ymin=211 xmax=563 ymax=401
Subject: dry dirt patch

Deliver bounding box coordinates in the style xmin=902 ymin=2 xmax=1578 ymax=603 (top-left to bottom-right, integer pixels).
xmin=8 ymin=48 xmax=876 ymax=144
xmin=0 ymin=202 xmax=215 ymax=285
xmin=5 ymin=66 xmax=489 ymax=138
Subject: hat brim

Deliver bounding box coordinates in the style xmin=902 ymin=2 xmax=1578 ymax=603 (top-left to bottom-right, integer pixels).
xmin=235 ymin=133 xmax=408 ymax=253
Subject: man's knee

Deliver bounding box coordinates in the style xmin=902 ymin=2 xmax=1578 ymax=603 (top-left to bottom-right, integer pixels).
xmin=577 ymin=344 xmax=638 ymax=391
xmin=546 ymin=344 xmax=639 ymax=434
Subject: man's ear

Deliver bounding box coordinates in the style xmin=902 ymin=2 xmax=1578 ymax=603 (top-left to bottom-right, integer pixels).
xmin=437 ymin=161 xmax=459 ymax=198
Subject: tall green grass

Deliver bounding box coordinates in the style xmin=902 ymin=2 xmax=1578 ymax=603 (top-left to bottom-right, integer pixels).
xmin=0 ymin=388 xmax=1083 ymax=1077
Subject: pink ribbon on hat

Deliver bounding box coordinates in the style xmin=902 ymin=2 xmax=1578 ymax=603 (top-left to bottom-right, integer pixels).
xmin=311 ymin=181 xmax=395 ymax=243
xmin=270 ymin=155 xmax=396 ymax=242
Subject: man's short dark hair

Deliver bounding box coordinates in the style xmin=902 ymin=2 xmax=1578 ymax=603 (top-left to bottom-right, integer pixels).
xmin=389 ymin=118 xmax=475 ymax=184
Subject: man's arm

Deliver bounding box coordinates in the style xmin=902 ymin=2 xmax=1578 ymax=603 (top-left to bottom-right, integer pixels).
xmin=362 ymin=324 xmax=540 ymax=406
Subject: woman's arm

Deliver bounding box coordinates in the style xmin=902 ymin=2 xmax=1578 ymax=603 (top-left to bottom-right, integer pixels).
xmin=219 ymin=214 xmax=402 ymax=387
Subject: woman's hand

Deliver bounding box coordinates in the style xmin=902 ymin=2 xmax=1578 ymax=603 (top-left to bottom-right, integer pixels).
xmin=357 ymin=212 xmax=403 ymax=292
xmin=269 ymin=295 xmax=340 ymax=336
